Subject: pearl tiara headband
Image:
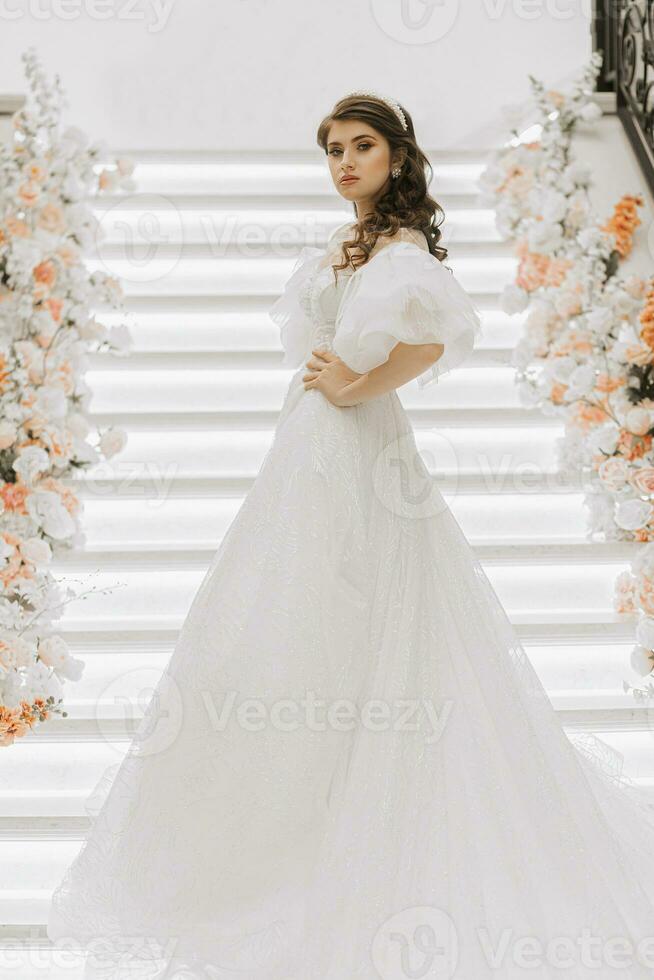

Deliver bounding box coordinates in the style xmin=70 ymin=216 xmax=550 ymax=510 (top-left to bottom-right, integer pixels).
xmin=344 ymin=90 xmax=408 ymax=131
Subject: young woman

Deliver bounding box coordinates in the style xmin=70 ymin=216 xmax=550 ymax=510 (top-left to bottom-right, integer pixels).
xmin=48 ymin=92 xmax=654 ymax=980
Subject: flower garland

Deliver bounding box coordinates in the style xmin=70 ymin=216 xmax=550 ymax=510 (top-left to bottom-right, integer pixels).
xmin=0 ymin=49 xmax=134 ymax=746
xmin=479 ymin=53 xmax=654 ymax=700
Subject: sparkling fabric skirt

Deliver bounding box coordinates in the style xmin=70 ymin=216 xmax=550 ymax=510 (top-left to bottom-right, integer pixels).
xmin=48 ymin=368 xmax=654 ymax=979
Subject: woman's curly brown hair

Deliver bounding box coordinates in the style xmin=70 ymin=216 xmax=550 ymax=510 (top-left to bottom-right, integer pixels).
xmin=316 ymin=92 xmax=449 ymax=280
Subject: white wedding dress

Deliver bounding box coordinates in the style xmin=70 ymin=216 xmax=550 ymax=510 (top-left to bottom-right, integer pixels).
xmin=47 ymin=222 xmax=654 ymax=979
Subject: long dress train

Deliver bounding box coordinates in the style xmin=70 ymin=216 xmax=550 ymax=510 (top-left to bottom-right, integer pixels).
xmin=46 ymin=222 xmax=654 ymax=979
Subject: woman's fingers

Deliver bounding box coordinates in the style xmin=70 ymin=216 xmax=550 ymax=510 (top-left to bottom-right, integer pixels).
xmin=312 ymin=348 xmax=335 ymax=361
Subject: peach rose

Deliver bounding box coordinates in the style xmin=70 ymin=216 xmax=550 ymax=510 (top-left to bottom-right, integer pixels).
xmin=18 ymin=181 xmax=40 ymax=207
xmin=631 ymin=467 xmax=654 ymax=495
xmin=33 ymin=260 xmax=56 ymax=290
xmin=5 ymin=215 xmax=29 ymax=238
xmin=37 ymin=203 xmax=65 ymax=235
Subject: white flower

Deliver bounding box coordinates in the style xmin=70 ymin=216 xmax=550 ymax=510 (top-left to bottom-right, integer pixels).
xmin=19 ymin=536 xmax=52 ymax=566
xmin=625 ymin=407 xmax=652 ymax=436
xmin=636 ymin=616 xmax=654 ymax=652
xmin=34 ymin=385 xmax=68 ymax=420
xmin=630 ymin=644 xmax=654 ymax=677
xmin=500 ymin=284 xmax=529 ymax=315
xmin=107 ymin=323 xmax=132 ymax=353
xmin=587 ymin=420 xmax=620 ymax=456
xmin=37 ymin=635 xmax=84 ymax=681
xmin=12 ymin=445 xmax=50 ymax=485
xmin=99 ymin=427 xmax=128 ymax=458
xmin=615 ymin=497 xmax=653 ymax=531
xmin=579 ymin=101 xmax=602 ymax=123
xmin=585 ymin=307 xmax=613 ymax=337
xmin=67 ymin=412 xmax=91 ymax=439
xmin=0 ymin=421 xmax=17 ymax=450
xmin=26 ymin=490 xmax=75 ymax=540
xmin=527 ymin=220 xmax=564 ymax=254
xmin=566 ymin=362 xmax=596 ymax=397
xmin=540 ymin=189 xmax=568 ymax=223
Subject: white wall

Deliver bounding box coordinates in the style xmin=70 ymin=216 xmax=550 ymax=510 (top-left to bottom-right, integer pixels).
xmin=0 ymin=0 xmax=592 ymax=151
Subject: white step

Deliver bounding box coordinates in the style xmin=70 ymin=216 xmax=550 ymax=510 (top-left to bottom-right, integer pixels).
xmin=77 ymin=491 xmax=588 ymax=549
xmin=46 ymin=547 xmax=636 ymax=626
xmin=84 ymin=254 xmax=515 ymax=297
xmin=95 ymin=307 xmax=525 ymax=355
xmin=111 ymin=158 xmax=490 ymax=196
xmin=71 ymin=422 xmax=564 ymax=488
xmin=92 ymin=206 xmax=503 ymax=248
xmin=84 ymin=365 xmax=526 ymax=415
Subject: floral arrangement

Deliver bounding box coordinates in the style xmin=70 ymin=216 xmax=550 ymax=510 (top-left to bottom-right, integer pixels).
xmin=0 ymin=49 xmax=135 ymax=746
xmin=478 ymin=53 xmax=654 ymax=699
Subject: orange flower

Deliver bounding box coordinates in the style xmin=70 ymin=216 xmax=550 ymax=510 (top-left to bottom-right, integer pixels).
xmin=550 ymin=382 xmax=568 ymax=405
xmin=570 ymin=402 xmax=608 ymax=430
xmin=595 ymin=374 xmax=624 ymax=394
xmin=44 ymin=297 xmax=63 ymax=324
xmin=33 ymin=260 xmax=56 ymax=290
xmin=601 ymin=194 xmax=644 ymax=258
xmin=617 ymin=431 xmax=653 ymax=460
xmin=0 ymin=481 xmax=29 ymax=514
xmin=0 ymin=352 xmax=10 ymax=394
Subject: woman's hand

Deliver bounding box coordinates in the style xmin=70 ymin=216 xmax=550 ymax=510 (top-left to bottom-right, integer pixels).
xmin=302 ymin=349 xmax=366 ymax=406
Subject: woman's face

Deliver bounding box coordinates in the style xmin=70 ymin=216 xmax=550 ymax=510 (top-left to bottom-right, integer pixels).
xmin=325 ymin=118 xmax=397 ymax=219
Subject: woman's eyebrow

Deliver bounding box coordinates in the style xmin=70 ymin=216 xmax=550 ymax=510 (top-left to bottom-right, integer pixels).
xmin=327 ymin=134 xmax=377 ymax=147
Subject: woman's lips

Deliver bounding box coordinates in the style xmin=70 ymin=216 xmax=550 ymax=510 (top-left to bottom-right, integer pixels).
xmin=340 ymin=176 xmax=359 ymax=184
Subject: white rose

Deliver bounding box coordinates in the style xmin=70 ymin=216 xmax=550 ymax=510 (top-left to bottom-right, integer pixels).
xmin=501 ymin=284 xmax=529 ymax=315
xmin=78 ymin=318 xmax=108 ymax=342
xmin=99 ymin=427 xmax=128 ymax=458
xmin=579 ymin=101 xmax=602 ymax=123
xmin=0 ymin=421 xmax=17 ymax=450
xmin=12 ymin=445 xmax=50 ymax=485
xmin=528 ymin=221 xmax=563 ymax=254
xmin=37 ymin=635 xmax=84 ymax=681
xmin=630 ymin=644 xmax=654 ymax=677
xmin=585 ymin=307 xmax=614 ymax=337
xmin=626 ymin=407 xmax=652 ymax=436
xmin=19 ymin=536 xmax=52 ymax=566
xmin=26 ymin=490 xmax=75 ymax=540
xmin=107 ymin=324 xmax=132 ymax=352
xmin=548 ymin=355 xmax=577 ymax=384
xmin=567 ymin=363 xmax=596 ymax=396
xmin=615 ymin=497 xmax=653 ymax=531
xmin=541 ymin=190 xmax=568 ymax=223
xmin=67 ymin=412 xmax=91 ymax=439
xmin=34 ymin=385 xmax=68 ymax=420
xmin=636 ymin=616 xmax=654 ymax=652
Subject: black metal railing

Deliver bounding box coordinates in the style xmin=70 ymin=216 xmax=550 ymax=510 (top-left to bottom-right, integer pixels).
xmin=593 ymin=0 xmax=654 ymax=195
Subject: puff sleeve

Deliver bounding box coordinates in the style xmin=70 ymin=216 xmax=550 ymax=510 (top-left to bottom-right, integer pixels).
xmin=267 ymin=245 xmax=325 ymax=368
xmin=332 ymin=242 xmax=483 ymax=386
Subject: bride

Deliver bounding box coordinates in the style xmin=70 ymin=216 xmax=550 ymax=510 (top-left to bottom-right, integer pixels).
xmin=48 ymin=91 xmax=654 ymax=979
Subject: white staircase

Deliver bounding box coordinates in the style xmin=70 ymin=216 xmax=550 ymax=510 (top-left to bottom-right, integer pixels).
xmin=1 ymin=150 xmax=652 ymax=976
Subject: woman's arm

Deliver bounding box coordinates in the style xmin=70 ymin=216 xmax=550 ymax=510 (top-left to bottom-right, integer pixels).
xmin=303 ymin=342 xmax=444 ymax=406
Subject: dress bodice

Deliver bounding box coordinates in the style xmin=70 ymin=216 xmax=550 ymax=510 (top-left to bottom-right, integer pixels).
xmin=297 ymin=255 xmax=355 ymax=353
